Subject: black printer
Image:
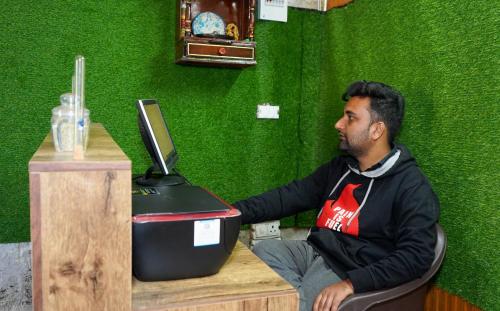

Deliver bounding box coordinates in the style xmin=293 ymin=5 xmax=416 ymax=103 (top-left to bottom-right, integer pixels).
xmin=132 ymin=99 xmax=241 ymax=281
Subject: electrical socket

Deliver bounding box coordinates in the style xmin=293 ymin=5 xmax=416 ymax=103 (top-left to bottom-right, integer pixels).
xmin=256 ymin=104 xmax=279 ymax=119
xmin=251 ymin=220 xmax=281 ymax=239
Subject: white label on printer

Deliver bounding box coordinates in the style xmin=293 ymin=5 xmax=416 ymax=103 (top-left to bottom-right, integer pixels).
xmin=194 ymin=219 xmax=220 ymax=247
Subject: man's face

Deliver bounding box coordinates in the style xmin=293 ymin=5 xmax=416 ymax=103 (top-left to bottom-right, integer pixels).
xmin=334 ymin=96 xmax=374 ymax=157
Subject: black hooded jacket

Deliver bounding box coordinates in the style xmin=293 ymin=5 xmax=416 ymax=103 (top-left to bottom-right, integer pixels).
xmin=233 ymin=144 xmax=440 ymax=293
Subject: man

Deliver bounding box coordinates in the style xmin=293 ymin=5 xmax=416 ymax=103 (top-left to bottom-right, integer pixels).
xmin=233 ymin=81 xmax=439 ymax=311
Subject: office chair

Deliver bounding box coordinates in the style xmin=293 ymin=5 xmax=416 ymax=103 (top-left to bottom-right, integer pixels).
xmin=338 ymin=223 xmax=447 ymax=311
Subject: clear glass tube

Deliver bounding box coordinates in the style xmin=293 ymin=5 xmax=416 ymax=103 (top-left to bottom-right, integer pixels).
xmin=72 ymin=55 xmax=85 ymax=157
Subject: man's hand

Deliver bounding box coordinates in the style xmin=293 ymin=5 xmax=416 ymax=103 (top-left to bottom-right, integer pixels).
xmin=313 ymin=279 xmax=354 ymax=311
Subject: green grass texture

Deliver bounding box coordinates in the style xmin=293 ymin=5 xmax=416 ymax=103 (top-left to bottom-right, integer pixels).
xmin=318 ymin=1 xmax=499 ymax=310
xmin=0 ymin=0 xmax=498 ymax=309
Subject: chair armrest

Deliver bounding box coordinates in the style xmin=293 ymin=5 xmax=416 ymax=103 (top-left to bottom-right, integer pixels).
xmin=338 ymin=224 xmax=447 ymax=311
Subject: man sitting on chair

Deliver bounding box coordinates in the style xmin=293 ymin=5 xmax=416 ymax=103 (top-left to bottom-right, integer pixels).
xmin=233 ymin=81 xmax=440 ymax=311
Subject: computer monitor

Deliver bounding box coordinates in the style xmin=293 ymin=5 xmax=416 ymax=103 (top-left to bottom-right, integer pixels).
xmin=136 ymin=99 xmax=184 ymax=186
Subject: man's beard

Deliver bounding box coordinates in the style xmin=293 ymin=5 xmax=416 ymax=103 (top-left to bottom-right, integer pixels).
xmin=338 ymin=129 xmax=370 ymax=158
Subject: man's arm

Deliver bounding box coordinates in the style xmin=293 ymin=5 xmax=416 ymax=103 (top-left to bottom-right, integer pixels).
xmin=233 ymin=159 xmax=339 ymax=224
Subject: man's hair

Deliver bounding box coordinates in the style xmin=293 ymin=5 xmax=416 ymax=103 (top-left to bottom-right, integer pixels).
xmin=342 ymin=81 xmax=405 ymax=143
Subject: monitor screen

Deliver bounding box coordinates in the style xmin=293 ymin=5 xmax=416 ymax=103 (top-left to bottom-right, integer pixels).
xmin=136 ymin=99 xmax=178 ymax=175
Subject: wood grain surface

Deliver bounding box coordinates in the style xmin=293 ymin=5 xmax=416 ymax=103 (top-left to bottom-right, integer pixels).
xmin=133 ymin=241 xmax=298 ymax=311
xmin=29 ymin=124 xmax=132 ymax=310
xmin=29 ymin=123 xmax=130 ymax=172
xmin=425 ymin=286 xmax=482 ymax=311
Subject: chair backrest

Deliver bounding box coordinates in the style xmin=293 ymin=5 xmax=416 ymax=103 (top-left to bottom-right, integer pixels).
xmin=338 ymin=223 xmax=447 ymax=311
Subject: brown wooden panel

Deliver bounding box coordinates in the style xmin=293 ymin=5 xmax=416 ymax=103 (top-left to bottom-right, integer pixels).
xmin=133 ymin=241 xmax=297 ymax=310
xmin=156 ymin=298 xmax=272 ymax=311
xmin=425 ymin=286 xmax=482 ymax=311
xmin=29 ymin=125 xmax=132 ymax=310
xmin=243 ymin=297 xmax=267 ymax=311
xmin=268 ymin=292 xmax=299 ymax=311
xmin=29 ymin=123 xmax=131 ymax=172
xmin=38 ymin=170 xmax=131 ymax=310
xmin=188 ymin=301 xmax=245 ymax=311
xmin=187 ymin=43 xmax=254 ymax=59
xmin=29 ymin=173 xmax=43 ymax=310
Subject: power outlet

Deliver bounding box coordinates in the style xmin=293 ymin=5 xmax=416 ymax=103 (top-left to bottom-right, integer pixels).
xmin=251 ymin=220 xmax=281 ymax=239
xmin=256 ymin=104 xmax=279 ymax=119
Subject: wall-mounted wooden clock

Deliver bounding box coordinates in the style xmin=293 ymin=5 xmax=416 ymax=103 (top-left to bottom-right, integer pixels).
xmin=176 ymin=0 xmax=257 ymax=68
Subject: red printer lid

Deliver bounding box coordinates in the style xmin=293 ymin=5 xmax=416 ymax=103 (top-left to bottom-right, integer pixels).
xmin=132 ymin=186 xmax=241 ymax=223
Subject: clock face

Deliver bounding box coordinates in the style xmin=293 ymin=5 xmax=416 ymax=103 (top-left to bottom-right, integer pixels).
xmin=192 ymin=12 xmax=226 ymax=36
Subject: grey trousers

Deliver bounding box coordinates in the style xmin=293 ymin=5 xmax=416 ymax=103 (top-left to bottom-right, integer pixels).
xmin=253 ymin=239 xmax=341 ymax=311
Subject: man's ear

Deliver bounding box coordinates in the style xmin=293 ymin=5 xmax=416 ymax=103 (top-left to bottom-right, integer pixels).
xmin=371 ymin=122 xmax=386 ymax=141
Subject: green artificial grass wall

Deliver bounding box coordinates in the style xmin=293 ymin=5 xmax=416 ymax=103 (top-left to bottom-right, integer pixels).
xmin=318 ymin=1 xmax=499 ymax=310
xmin=0 ymin=1 xmax=323 ymax=241
xmin=1 ymin=0 xmax=498 ymax=310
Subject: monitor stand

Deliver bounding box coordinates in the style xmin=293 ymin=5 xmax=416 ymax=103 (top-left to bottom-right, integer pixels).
xmin=135 ymin=166 xmax=186 ymax=187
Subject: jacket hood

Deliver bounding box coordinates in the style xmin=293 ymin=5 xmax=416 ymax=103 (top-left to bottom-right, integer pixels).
xmin=345 ymin=144 xmax=416 ymax=179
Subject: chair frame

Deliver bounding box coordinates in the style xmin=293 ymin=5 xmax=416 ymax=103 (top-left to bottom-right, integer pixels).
xmin=338 ymin=223 xmax=447 ymax=311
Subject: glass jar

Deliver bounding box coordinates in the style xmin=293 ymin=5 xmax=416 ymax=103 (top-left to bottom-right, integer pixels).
xmin=51 ymin=93 xmax=90 ymax=152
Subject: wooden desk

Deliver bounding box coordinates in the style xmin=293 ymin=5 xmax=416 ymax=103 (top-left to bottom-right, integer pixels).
xmin=29 ymin=123 xmax=297 ymax=310
xmin=29 ymin=123 xmax=131 ymax=310
xmin=133 ymin=241 xmax=299 ymax=311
